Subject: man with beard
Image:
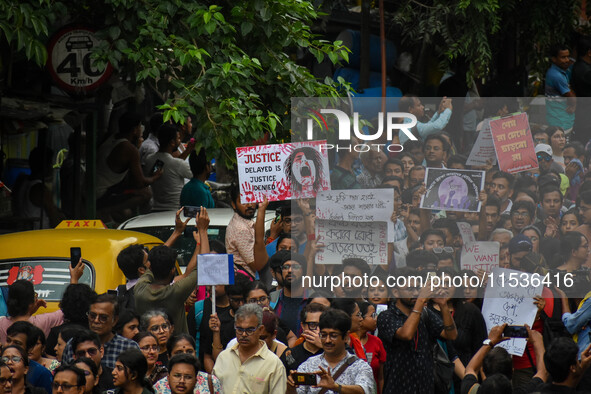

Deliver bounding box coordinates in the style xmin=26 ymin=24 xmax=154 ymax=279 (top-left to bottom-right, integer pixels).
xmin=423 ymin=134 xmax=449 ymax=168
xmin=490 ymin=171 xmax=514 ymax=215
xmin=270 ymin=250 xmax=308 ymax=335
xmin=213 ymin=304 xmax=287 ymax=392
xmin=478 ymin=194 xmax=501 ymax=241
xmin=144 ymin=124 xmax=193 ymax=211
xmin=226 ymin=183 xmax=263 ymax=279
xmin=96 ymin=112 xmax=162 ymax=222
xmin=377 ymin=267 xmax=457 ymax=394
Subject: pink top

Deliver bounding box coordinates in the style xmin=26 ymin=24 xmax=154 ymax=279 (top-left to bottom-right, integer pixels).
xmin=0 ymin=310 xmax=64 ymax=343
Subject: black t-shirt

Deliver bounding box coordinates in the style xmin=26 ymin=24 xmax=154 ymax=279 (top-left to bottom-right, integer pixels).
xmin=536 ymin=383 xmax=591 ymax=394
xmin=98 ymin=366 xmax=115 ymax=391
xmin=462 ymin=374 xmax=547 ymax=394
xmin=200 ymin=299 xmax=235 ymax=357
xmin=281 ymin=343 xmax=322 ymax=372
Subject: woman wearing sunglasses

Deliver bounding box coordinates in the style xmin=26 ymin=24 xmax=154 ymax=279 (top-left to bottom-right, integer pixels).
xmin=134 ymin=332 xmax=167 ymax=384
xmin=111 ymin=349 xmax=154 ymax=394
xmin=74 ymin=357 xmax=100 ymax=394
xmin=1 ymin=345 xmax=44 ymax=394
xmin=140 ymin=310 xmax=173 ymax=366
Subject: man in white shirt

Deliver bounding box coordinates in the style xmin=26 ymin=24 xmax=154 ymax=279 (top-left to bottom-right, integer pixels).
xmin=144 ymin=124 xmax=193 ymax=211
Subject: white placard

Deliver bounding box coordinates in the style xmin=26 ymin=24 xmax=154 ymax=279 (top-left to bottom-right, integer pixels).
xmin=467 ymin=119 xmax=498 ymax=166
xmin=315 ymin=219 xmax=388 ymax=265
xmin=316 ymin=189 xmax=395 ymax=241
xmin=482 ymin=267 xmax=543 ymax=356
xmin=197 ymin=254 xmax=234 ymax=285
xmin=457 ymin=222 xmax=476 ymax=244
xmin=461 ymin=241 xmax=499 ymax=272
xmin=236 ymin=140 xmax=331 ymax=203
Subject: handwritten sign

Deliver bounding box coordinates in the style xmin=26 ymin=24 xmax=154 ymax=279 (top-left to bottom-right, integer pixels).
xmin=197 ymin=254 xmax=235 ymax=285
xmin=316 ymin=189 xmax=396 ymax=241
xmin=236 ymin=140 xmax=331 ymax=203
xmin=420 ymin=168 xmax=484 ymax=212
xmin=315 ymin=220 xmax=388 ymax=265
xmin=457 ymin=222 xmax=476 ymax=244
xmin=490 ymin=113 xmax=538 ymax=174
xmin=467 ymin=119 xmax=497 ymax=166
xmin=481 ymin=267 xmax=543 ymax=356
xmin=461 ymin=242 xmax=499 ymax=272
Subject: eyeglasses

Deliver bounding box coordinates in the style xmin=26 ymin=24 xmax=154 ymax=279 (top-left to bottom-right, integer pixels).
xmin=281 ymin=263 xmax=302 ymax=271
xmin=149 ymin=323 xmax=170 ymax=333
xmin=511 ymin=211 xmax=530 ymax=218
xmin=52 ymin=383 xmax=80 ymax=391
xmin=354 ymin=311 xmax=363 ymax=318
xmin=366 ymin=312 xmax=377 ymax=319
xmin=537 ymin=154 xmax=552 ymax=162
xmin=320 ymin=332 xmax=343 ymax=340
xmin=304 ymin=322 xmax=319 ymax=330
xmin=0 ymin=356 xmax=21 ymax=364
xmin=75 ymin=348 xmax=99 ymax=358
xmin=87 ymin=312 xmax=110 ymax=323
xmin=432 ymin=247 xmax=454 ymax=254
xmin=247 ymin=296 xmax=269 ymax=305
xmin=170 ymin=373 xmax=194 ymax=382
xmin=140 ymin=345 xmax=159 ymax=352
xmin=235 ymin=326 xmax=258 ymax=336
xmin=0 ymin=377 xmax=12 ymax=385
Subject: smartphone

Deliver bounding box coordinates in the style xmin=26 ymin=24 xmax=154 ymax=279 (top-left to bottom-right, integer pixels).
xmin=291 ymin=372 xmax=316 ymax=385
xmin=70 ymin=247 xmax=81 ymax=268
xmin=151 ymin=159 xmax=164 ymax=175
xmin=183 ymin=206 xmax=201 ymax=218
xmin=503 ymin=325 xmax=528 ymax=338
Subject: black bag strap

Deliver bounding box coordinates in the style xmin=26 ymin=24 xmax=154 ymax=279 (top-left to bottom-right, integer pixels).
xmin=525 ymin=346 xmax=537 ymax=374
xmin=317 ymin=356 xmax=358 ymax=394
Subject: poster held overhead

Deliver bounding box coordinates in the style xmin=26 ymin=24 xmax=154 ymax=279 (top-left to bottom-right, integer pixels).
xmin=467 ymin=119 xmax=497 ymax=166
xmin=489 ymin=112 xmax=538 ymax=174
xmin=198 ymin=254 xmax=235 ymax=315
xmin=420 ymin=168 xmax=485 ymax=213
xmin=236 ymin=140 xmax=331 ymax=203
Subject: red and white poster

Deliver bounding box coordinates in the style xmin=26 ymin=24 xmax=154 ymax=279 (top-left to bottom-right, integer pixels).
xmin=236 ymin=140 xmax=331 ymax=203
xmin=489 ymin=113 xmax=538 ymax=174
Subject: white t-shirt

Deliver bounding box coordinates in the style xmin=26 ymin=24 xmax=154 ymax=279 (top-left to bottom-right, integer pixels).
xmin=144 ymin=151 xmax=193 ymax=211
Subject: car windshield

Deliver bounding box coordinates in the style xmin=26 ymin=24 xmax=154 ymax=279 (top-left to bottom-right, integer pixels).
xmin=127 ymin=226 xmax=225 ymax=266
xmin=0 ymin=259 xmax=93 ymax=302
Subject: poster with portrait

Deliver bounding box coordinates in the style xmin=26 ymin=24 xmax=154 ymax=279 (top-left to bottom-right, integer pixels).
xmin=420 ymin=168 xmax=484 ymax=212
xmin=489 ymin=112 xmax=538 ymax=174
xmin=236 ymin=140 xmax=331 ymax=203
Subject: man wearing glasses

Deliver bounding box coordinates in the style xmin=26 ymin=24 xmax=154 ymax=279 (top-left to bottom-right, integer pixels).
xmin=270 ymin=251 xmax=308 ymax=336
xmin=213 ymin=304 xmax=286 ymax=393
xmin=61 ymin=294 xmax=139 ymax=369
xmin=51 ymin=365 xmax=85 ymax=394
xmin=70 ymin=330 xmax=115 ymax=392
xmin=282 ymin=303 xmax=327 ymax=372
xmin=287 ymin=309 xmax=375 ymax=394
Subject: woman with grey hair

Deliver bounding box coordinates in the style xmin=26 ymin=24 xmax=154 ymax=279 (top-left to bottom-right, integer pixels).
xmin=140 ymin=309 xmax=173 ymax=366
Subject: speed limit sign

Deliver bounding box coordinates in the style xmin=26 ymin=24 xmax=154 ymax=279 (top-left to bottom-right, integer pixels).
xmin=47 ymin=26 xmax=113 ymax=94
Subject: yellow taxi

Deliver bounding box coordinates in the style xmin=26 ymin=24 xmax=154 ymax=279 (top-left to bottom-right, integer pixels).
xmin=0 ymin=220 xmax=165 ymax=312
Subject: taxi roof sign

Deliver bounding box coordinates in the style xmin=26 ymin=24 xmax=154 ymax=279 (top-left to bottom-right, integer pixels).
xmin=56 ymin=220 xmax=107 ymax=229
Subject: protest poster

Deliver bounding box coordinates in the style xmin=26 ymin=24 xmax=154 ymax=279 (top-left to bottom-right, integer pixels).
xmin=197 ymin=254 xmax=235 ymax=286
xmin=481 ymin=267 xmax=543 ymax=356
xmin=236 ymin=140 xmax=330 ymax=203
xmin=461 ymin=241 xmax=499 ymax=272
xmin=467 ymin=119 xmax=498 ymax=166
xmin=457 ymin=222 xmax=476 ymax=244
xmin=197 ymin=254 xmax=235 ymax=314
xmin=489 ymin=112 xmax=538 ymax=174
xmin=316 ymin=189 xmax=395 ymax=241
xmin=315 ymin=219 xmax=388 ymax=265
xmin=420 ymin=168 xmax=484 ymax=212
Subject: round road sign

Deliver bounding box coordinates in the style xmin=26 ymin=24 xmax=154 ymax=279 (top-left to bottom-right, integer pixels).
xmin=47 ymin=26 xmax=113 ymax=94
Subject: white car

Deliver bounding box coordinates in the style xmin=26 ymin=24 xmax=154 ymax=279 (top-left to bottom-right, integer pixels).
xmin=118 ymin=208 xmax=276 ymax=267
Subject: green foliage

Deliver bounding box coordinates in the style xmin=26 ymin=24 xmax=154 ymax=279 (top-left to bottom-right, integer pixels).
xmin=92 ymin=0 xmax=349 ymax=168
xmin=393 ymin=0 xmax=579 ymax=87
xmin=0 ymin=0 xmax=66 ymax=66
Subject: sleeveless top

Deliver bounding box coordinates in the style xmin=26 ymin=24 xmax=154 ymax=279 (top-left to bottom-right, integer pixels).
xmin=96 ymin=137 xmax=129 ymax=198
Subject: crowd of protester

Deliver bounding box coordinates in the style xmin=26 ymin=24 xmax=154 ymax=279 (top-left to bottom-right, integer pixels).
xmin=7 ymin=83 xmax=591 ymax=394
